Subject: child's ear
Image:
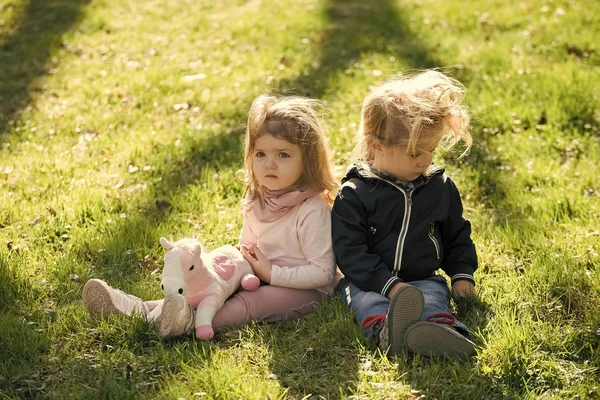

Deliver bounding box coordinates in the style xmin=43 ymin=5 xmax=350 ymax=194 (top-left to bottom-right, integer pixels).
xmin=372 ymin=141 xmax=383 ymax=152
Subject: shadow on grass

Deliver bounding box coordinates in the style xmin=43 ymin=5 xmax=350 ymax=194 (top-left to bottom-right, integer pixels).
xmin=455 ymin=294 xmax=492 ymax=343
xmin=400 ymin=356 xmax=531 ymax=399
xmin=277 ymin=0 xmax=440 ymax=98
xmin=265 ymin=298 xmax=364 ymax=398
xmin=0 ymin=0 xmax=90 ymax=137
xmin=1 ymin=317 xmax=207 ymax=398
xmin=0 ymin=254 xmax=54 ymax=396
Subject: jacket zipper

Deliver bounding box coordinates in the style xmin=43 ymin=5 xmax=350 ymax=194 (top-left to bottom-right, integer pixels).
xmin=357 ymin=165 xmax=441 ymax=278
xmin=428 ymin=223 xmax=441 ymax=260
xmin=375 ymin=178 xmax=413 ymax=273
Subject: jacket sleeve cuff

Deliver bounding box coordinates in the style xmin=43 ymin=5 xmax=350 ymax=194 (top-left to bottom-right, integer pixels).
xmin=381 ymin=276 xmax=402 ymax=298
xmin=450 ymin=273 xmax=475 ymax=286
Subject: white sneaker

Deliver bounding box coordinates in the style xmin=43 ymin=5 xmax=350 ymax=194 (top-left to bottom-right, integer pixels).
xmin=154 ymin=294 xmax=195 ymax=337
xmin=82 ymin=279 xmax=149 ymax=317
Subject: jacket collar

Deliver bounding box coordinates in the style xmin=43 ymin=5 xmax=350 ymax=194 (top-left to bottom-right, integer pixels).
xmin=342 ymin=161 xmax=445 ymax=186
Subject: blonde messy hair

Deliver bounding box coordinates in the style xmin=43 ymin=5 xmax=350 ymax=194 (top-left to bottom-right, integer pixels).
xmin=357 ymin=69 xmax=472 ymax=161
xmin=238 ymin=94 xmax=339 ymax=203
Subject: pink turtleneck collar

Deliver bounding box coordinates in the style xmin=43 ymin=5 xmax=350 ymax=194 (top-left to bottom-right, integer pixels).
xmin=252 ymin=187 xmax=319 ymax=222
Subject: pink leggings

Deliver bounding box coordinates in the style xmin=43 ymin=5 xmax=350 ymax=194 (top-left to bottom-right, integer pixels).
xmin=211 ymin=286 xmax=326 ymax=329
xmin=145 ymin=286 xmax=326 ymax=330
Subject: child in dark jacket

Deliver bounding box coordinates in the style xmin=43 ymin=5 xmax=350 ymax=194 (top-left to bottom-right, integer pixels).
xmin=332 ymin=70 xmax=478 ymax=359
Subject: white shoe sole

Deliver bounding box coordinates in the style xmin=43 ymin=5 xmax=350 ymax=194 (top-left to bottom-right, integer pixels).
xmin=82 ymin=279 xmax=121 ymax=317
xmin=157 ymin=294 xmax=193 ymax=337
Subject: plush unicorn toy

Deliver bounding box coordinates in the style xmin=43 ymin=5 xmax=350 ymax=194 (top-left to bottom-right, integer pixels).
xmin=159 ymin=237 xmax=260 ymax=340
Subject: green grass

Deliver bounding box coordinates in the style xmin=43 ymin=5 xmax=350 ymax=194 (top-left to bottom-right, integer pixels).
xmin=1 ymin=0 xmax=599 ymax=398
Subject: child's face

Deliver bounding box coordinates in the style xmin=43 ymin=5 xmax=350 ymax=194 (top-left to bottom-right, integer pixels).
xmin=372 ymin=144 xmax=433 ymax=183
xmin=252 ymin=133 xmax=304 ymax=191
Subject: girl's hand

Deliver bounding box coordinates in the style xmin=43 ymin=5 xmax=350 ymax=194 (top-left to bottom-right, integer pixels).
xmin=240 ymin=246 xmax=272 ymax=283
xmin=452 ymin=280 xmax=476 ymax=298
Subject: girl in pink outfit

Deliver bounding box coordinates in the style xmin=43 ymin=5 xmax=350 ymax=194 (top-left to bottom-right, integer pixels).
xmin=82 ymin=95 xmax=339 ymax=338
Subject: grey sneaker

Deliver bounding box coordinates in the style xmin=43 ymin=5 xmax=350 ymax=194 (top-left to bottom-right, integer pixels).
xmin=154 ymin=294 xmax=195 ymax=337
xmin=404 ymin=321 xmax=475 ymax=360
xmin=379 ymin=285 xmax=424 ymax=357
xmin=82 ymin=279 xmax=149 ymax=317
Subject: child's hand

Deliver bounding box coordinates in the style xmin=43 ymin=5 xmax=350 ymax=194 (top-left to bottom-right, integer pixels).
xmin=241 ymin=245 xmax=272 ymax=283
xmin=452 ymin=280 xmax=476 ymax=298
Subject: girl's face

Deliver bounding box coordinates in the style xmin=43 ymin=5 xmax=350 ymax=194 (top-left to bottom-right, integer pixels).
xmin=252 ymin=133 xmax=304 ymax=191
xmin=372 ymin=144 xmax=433 ymax=183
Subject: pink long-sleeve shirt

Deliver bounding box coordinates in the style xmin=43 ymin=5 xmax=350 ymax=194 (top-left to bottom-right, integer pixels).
xmin=239 ymin=194 xmax=336 ymax=295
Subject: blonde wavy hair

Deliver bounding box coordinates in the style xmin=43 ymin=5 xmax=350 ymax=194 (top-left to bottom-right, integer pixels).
xmin=357 ymin=69 xmax=472 ymax=162
xmin=238 ymin=95 xmax=339 ymax=204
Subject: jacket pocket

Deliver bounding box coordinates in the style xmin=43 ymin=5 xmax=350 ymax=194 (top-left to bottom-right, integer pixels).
xmin=428 ymin=223 xmax=441 ymax=260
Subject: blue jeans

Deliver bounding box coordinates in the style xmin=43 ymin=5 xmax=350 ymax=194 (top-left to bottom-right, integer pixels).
xmin=336 ymin=274 xmax=469 ymax=340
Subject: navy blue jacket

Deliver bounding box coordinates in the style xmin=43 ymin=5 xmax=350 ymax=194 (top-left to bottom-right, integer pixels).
xmin=331 ymin=162 xmax=478 ymax=298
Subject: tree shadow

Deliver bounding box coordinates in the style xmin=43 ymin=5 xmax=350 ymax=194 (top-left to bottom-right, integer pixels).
xmin=1 ymin=315 xmax=208 ymax=398
xmin=0 ymin=251 xmax=51 ymax=394
xmin=277 ymin=0 xmax=441 ymax=98
xmin=400 ymin=356 xmax=530 ymax=400
xmin=0 ymin=0 xmax=90 ymax=137
xmin=265 ymin=298 xmax=363 ymax=398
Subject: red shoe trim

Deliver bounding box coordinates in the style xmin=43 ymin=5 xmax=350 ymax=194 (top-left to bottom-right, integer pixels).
xmin=361 ymin=315 xmax=386 ymax=329
xmin=425 ymin=313 xmax=456 ymax=325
